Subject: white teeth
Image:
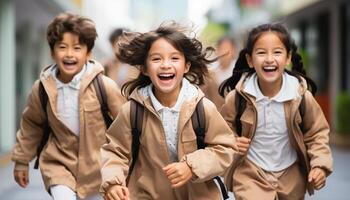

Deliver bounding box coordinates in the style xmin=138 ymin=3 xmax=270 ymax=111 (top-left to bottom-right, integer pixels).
xmin=263 ymin=66 xmax=277 ymax=70
xmin=158 ymin=73 xmax=173 ymax=77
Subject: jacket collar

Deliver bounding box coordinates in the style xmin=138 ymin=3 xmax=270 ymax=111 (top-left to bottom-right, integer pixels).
xmin=244 ymin=72 xmax=300 ymax=102
xmin=130 ymin=78 xmax=205 ymax=120
xmin=148 ymin=78 xmax=196 ymax=112
xmin=40 ymin=59 xmax=104 ymax=92
xmin=236 ymin=71 xmax=309 ymax=101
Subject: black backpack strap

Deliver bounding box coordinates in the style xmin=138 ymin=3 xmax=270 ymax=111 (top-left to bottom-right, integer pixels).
xmin=191 ymin=98 xmax=229 ymax=200
xmin=234 ymin=92 xmax=246 ymax=137
xmin=34 ymin=81 xmax=51 ymax=169
xmin=93 ymin=74 xmax=113 ymax=128
xmin=298 ymin=94 xmax=306 ymax=133
xmin=191 ymin=99 xmax=206 ymax=149
xmin=126 ymin=99 xmax=144 ymax=185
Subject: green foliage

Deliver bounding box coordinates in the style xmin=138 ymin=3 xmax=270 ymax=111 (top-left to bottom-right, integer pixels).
xmin=200 ymin=21 xmax=228 ymax=46
xmin=336 ymin=92 xmax=350 ymax=135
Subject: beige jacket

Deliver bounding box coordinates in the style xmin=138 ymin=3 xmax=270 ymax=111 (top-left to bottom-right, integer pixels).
xmin=100 ymin=85 xmax=237 ymax=200
xmin=12 ymin=60 xmax=125 ymax=198
xmin=221 ymin=73 xmax=333 ymax=195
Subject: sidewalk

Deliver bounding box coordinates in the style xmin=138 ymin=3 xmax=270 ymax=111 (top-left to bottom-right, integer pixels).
xmin=0 ymin=145 xmax=349 ymax=200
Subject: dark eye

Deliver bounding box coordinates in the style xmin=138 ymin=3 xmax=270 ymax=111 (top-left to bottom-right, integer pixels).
xmin=257 ymin=51 xmax=265 ymax=55
xmin=152 ymin=57 xmax=161 ymax=61
xmin=74 ymin=46 xmax=81 ymax=50
xmin=172 ymin=57 xmax=179 ymax=60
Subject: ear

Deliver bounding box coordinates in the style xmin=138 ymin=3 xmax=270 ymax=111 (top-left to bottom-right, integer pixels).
xmin=86 ymin=51 xmax=92 ymax=61
xmin=245 ymin=54 xmax=254 ymax=68
xmin=184 ymin=62 xmax=190 ymax=73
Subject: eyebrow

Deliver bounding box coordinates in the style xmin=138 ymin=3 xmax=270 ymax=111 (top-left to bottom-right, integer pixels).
xmin=148 ymin=52 xmax=182 ymax=57
xmin=254 ymin=47 xmax=285 ymax=51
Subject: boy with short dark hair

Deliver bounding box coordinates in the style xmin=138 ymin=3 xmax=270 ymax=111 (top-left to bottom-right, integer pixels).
xmin=12 ymin=12 xmax=125 ymax=200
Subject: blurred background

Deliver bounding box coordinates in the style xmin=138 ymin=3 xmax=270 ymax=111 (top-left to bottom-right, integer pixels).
xmin=0 ymin=0 xmax=349 ymax=199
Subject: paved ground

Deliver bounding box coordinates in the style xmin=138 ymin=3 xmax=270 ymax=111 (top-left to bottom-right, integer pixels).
xmin=0 ymin=145 xmax=349 ymax=200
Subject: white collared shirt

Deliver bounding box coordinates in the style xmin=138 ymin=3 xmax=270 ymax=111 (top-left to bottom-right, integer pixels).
xmin=244 ymin=72 xmax=299 ymax=172
xmin=51 ymin=64 xmax=88 ymax=136
xmin=148 ymin=78 xmax=197 ymax=162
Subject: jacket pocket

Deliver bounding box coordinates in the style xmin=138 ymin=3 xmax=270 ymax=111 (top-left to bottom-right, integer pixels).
xmin=83 ymin=101 xmax=105 ymax=137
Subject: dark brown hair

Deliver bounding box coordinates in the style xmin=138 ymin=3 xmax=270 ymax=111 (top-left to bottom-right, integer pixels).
xmin=117 ymin=22 xmax=216 ymax=98
xmin=46 ymin=12 xmax=97 ymax=52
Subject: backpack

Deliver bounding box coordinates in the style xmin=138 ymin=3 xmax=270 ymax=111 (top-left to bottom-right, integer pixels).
xmin=128 ymin=99 xmax=229 ymax=200
xmin=34 ymin=74 xmax=112 ymax=169
xmin=234 ymin=92 xmax=306 ymax=136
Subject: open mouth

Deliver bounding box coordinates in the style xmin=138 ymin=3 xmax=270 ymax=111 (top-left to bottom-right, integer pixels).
xmin=263 ymin=65 xmax=277 ymax=72
xmin=63 ymin=60 xmax=78 ymax=66
xmin=158 ymin=73 xmax=175 ymax=81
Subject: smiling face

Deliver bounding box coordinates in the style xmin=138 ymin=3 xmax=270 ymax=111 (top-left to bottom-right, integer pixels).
xmin=246 ymin=31 xmax=291 ymax=95
xmin=51 ymin=32 xmax=91 ymax=83
xmin=145 ymin=37 xmax=190 ymax=105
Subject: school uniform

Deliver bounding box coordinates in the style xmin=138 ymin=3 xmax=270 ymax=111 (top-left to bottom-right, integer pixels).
xmin=12 ymin=60 xmax=125 ymax=199
xmin=100 ymin=78 xmax=238 ymax=200
xmin=221 ymin=72 xmax=333 ymax=200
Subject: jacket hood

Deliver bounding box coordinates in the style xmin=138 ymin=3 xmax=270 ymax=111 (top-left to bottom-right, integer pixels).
xmin=39 ymin=59 xmax=104 ymax=91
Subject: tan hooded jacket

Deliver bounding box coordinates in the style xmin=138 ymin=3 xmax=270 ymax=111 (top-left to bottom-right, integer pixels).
xmin=100 ymin=85 xmax=238 ymax=200
xmin=221 ymin=73 xmax=333 ymax=195
xmin=12 ymin=60 xmax=125 ymax=198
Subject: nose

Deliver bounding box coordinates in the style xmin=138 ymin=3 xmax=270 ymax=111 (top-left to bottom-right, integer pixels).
xmin=65 ymin=47 xmax=74 ymax=57
xmin=161 ymin=59 xmax=172 ymax=68
xmin=265 ymin=53 xmax=274 ymax=63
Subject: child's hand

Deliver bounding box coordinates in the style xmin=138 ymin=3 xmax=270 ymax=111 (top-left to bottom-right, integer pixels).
xmin=236 ymin=136 xmax=251 ymax=155
xmin=105 ymin=185 xmax=129 ymax=200
xmin=14 ymin=169 xmax=29 ymax=188
xmin=308 ymin=167 xmax=326 ymax=190
xmin=163 ymin=162 xmax=192 ymax=188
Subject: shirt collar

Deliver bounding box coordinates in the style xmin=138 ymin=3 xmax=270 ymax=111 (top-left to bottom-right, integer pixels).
xmin=149 ymin=78 xmax=190 ymax=112
xmin=52 ymin=64 xmax=87 ymax=89
xmin=244 ymin=72 xmax=299 ymax=102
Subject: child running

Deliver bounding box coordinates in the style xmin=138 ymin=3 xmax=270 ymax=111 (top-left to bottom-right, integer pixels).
xmin=12 ymin=12 xmax=125 ymax=200
xmin=100 ymin=22 xmax=238 ymax=200
xmin=219 ymin=23 xmax=333 ymax=200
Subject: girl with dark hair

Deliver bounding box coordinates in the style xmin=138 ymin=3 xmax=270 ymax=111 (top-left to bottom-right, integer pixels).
xmin=100 ymin=22 xmax=237 ymax=200
xmin=220 ymin=23 xmax=333 ymax=199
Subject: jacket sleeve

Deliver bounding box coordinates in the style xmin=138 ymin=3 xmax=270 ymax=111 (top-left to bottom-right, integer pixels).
xmin=100 ymin=102 xmax=132 ymax=193
xmin=302 ymin=91 xmax=333 ymax=175
xmin=181 ymin=98 xmax=238 ymax=182
xmin=103 ymin=75 xmax=126 ymax=119
xmin=11 ymin=80 xmax=46 ymax=169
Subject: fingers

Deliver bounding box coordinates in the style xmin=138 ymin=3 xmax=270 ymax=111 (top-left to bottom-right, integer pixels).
xmin=163 ymin=162 xmax=192 ymax=188
xmin=163 ymin=164 xmax=179 ymax=179
xmin=14 ymin=170 xmax=29 ymax=188
xmin=106 ymin=185 xmax=129 ymax=200
xmin=308 ymin=168 xmax=326 ymax=190
xmin=236 ymin=137 xmax=251 ymax=154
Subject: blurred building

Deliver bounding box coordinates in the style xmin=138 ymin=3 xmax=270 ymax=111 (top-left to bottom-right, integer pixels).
xmin=281 ymin=0 xmax=350 ymax=130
